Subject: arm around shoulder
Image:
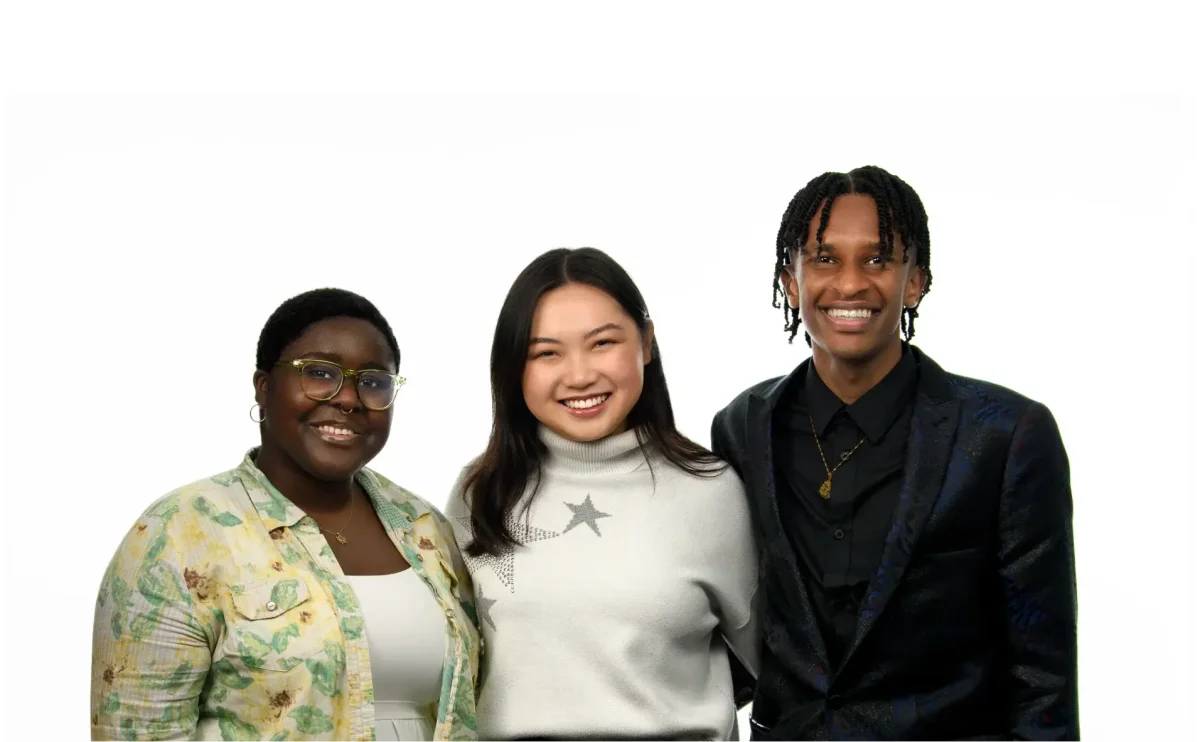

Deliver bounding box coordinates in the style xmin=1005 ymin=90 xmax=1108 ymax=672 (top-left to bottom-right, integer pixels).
xmin=998 ymin=401 xmax=1079 ymax=739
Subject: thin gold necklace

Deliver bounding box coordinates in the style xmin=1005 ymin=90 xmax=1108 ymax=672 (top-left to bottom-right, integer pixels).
xmin=316 ymin=493 xmax=356 ymax=544
xmin=808 ymin=412 xmax=866 ymax=499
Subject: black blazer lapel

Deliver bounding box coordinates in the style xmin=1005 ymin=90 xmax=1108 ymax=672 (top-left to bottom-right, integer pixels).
xmin=749 ymin=362 xmax=832 ymax=678
xmin=838 ymin=350 xmax=961 ymax=672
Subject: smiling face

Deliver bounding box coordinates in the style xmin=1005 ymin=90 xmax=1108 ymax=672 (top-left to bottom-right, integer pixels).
xmin=780 ymin=193 xmax=926 ymax=365
xmin=254 ymin=316 xmax=396 ymax=481
xmin=521 ymin=282 xmax=653 ymax=442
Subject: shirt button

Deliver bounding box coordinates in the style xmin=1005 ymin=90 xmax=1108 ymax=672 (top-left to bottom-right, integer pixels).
xmin=444 ymin=607 xmax=454 ymax=618
xmin=833 ymin=529 xmax=845 ymax=540
xmin=266 ymin=601 xmax=278 ymax=611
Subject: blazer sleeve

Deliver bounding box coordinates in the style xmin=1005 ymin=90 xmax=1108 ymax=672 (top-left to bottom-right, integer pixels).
xmin=91 ymin=503 xmax=213 ymax=741
xmin=998 ymin=401 xmax=1080 ymax=740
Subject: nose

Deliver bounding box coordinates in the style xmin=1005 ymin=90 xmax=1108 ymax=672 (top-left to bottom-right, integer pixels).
xmin=833 ymin=260 xmax=871 ymax=297
xmin=331 ymin=372 xmax=362 ymax=411
xmin=563 ymin=350 xmax=598 ymax=388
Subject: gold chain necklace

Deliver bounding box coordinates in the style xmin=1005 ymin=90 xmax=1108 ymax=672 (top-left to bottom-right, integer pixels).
xmin=808 ymin=412 xmax=866 ymax=499
xmin=316 ymin=493 xmax=356 ymax=544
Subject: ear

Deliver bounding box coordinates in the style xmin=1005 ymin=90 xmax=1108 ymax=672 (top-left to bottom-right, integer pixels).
xmin=253 ymin=370 xmax=269 ymax=407
xmin=641 ymin=320 xmax=655 ymax=366
xmin=904 ymin=265 xmax=928 ymax=309
xmin=780 ymin=263 xmax=801 ymax=309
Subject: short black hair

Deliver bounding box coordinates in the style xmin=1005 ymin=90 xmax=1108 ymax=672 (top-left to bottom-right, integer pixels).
xmin=773 ymin=165 xmax=932 ymax=345
xmin=255 ymin=288 xmax=400 ymax=371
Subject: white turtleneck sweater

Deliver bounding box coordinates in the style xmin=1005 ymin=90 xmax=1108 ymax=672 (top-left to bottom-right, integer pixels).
xmin=445 ymin=426 xmax=759 ymax=741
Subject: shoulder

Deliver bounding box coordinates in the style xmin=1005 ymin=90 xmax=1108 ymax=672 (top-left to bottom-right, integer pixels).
xmin=102 ymin=468 xmax=253 ymax=582
xmin=714 ymin=376 xmax=784 ymax=423
xmin=652 ymin=455 xmax=749 ymax=515
xmin=916 ymin=348 xmax=1052 ymax=426
xmin=364 ymin=468 xmax=449 ymax=525
xmin=942 ymin=370 xmax=1054 ymax=429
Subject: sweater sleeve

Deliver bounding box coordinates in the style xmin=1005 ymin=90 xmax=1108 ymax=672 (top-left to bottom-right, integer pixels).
xmin=706 ymin=469 xmax=761 ymax=678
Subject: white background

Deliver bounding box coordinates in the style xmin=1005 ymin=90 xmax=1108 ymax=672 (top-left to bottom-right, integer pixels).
xmin=2 ymin=4 xmax=1198 ymax=740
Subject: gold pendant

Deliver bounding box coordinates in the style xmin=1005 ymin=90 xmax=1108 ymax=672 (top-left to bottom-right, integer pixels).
xmin=819 ymin=477 xmax=832 ymax=499
xmin=335 ymin=533 xmax=348 ymax=544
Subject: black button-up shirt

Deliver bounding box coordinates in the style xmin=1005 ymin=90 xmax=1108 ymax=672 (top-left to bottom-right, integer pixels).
xmin=772 ymin=346 xmax=918 ymax=667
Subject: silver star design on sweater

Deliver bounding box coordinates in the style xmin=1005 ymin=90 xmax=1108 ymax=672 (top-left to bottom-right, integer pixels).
xmin=456 ymin=514 xmax=560 ymax=593
xmin=475 ymin=586 xmax=498 ymax=631
xmin=562 ymin=494 xmax=611 ymax=537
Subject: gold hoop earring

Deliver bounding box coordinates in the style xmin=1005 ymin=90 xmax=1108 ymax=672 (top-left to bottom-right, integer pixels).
xmin=249 ymin=403 xmax=266 ymax=423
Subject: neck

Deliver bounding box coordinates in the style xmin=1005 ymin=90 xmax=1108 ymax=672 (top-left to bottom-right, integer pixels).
xmin=253 ymin=439 xmax=356 ymax=515
xmin=539 ymin=425 xmax=645 ymax=476
xmin=812 ymin=339 xmax=903 ymax=405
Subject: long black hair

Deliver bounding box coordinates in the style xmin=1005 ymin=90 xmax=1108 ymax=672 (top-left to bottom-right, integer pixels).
xmin=463 ymin=247 xmax=722 ymax=557
xmin=773 ymin=165 xmax=932 ymax=345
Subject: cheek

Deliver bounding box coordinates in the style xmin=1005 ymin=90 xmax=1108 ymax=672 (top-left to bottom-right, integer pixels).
xmin=521 ymin=363 xmax=554 ymax=409
xmin=607 ymin=350 xmax=647 ymax=397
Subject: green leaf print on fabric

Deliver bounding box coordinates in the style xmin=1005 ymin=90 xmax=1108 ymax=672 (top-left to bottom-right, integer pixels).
xmin=329 ymin=581 xmax=359 ymax=613
xmin=144 ymin=529 xmax=169 ymax=564
xmin=217 ymin=707 xmax=260 ymax=741
xmin=237 ymin=631 xmax=272 ymax=669
xmin=258 ymin=490 xmax=291 ymax=523
xmin=109 ymin=575 xmax=133 ymax=639
xmin=340 ymin=615 xmax=364 ymax=640
xmin=129 ymin=608 xmax=162 ymax=641
xmin=142 ymin=660 xmax=193 ymax=692
xmin=305 ymin=656 xmax=339 ymax=697
xmin=102 ymin=693 xmax=120 ymax=714
xmin=120 ymin=717 xmax=137 ymax=741
xmin=278 ymin=656 xmax=305 ymax=671
xmin=210 ymin=658 xmax=253 ymax=690
xmin=137 ymin=562 xmax=188 ymax=607
xmin=271 ymin=623 xmax=300 ymax=653
xmin=213 ymin=511 xmax=244 ymax=526
xmin=289 ymin=705 xmax=335 ymax=734
xmin=271 ymin=733 xmax=290 ymax=741
xmin=393 ymin=499 xmax=420 ymax=521
xmin=270 ymin=580 xmax=301 ymax=611
xmin=192 ymin=497 xmax=216 ymax=517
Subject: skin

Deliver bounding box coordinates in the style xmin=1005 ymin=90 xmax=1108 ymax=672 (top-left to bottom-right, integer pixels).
xmin=252 ymin=316 xmax=409 ymax=575
xmin=780 ymin=194 xmax=927 ymax=404
xmin=523 ymin=282 xmax=654 ymax=442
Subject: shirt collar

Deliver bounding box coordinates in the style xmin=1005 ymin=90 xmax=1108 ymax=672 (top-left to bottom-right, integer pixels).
xmin=235 ymin=448 xmax=311 ymax=532
xmin=804 ymin=344 xmax=918 ymax=444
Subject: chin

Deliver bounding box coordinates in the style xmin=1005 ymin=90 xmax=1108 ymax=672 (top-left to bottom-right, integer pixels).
xmin=548 ymin=416 xmax=624 ymax=443
xmin=300 ymin=447 xmax=372 ymax=481
xmin=814 ymin=335 xmax=891 ymax=363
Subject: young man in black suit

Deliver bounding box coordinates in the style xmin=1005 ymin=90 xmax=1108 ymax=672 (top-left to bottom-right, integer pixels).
xmin=712 ymin=166 xmax=1079 ymax=740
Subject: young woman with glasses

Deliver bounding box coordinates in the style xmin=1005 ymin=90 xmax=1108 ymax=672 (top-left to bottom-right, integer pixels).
xmin=90 ymin=288 xmax=479 ymax=741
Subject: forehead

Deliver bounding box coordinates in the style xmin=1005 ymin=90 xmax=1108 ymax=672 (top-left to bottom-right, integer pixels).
xmin=531 ymin=283 xmax=628 ymax=335
xmin=282 ymin=316 xmax=395 ymax=367
xmin=805 ymin=193 xmax=881 ymax=246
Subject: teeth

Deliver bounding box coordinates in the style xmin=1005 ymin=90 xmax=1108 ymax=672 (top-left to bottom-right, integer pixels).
xmin=317 ymin=425 xmax=355 ymax=437
xmin=564 ymin=394 xmax=609 ymax=410
xmin=826 ymin=308 xmax=873 ymax=320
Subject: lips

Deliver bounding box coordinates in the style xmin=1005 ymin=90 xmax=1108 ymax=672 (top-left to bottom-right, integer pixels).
xmin=559 ymin=393 xmax=611 ymax=410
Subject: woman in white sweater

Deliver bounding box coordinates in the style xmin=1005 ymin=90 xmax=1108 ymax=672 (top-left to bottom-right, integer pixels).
xmin=446 ymin=247 xmax=759 ymax=740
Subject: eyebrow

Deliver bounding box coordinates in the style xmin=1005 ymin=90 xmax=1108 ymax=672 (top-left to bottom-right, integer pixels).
xmin=811 ymin=240 xmax=885 ymax=254
xmin=297 ymin=351 xmax=391 ymax=371
xmin=530 ymin=322 xmax=625 ymax=345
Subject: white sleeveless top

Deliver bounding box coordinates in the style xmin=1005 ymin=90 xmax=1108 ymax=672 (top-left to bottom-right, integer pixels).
xmin=345 ymin=570 xmax=448 ymax=741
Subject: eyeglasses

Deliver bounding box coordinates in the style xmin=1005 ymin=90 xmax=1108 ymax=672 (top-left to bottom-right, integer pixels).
xmin=276 ymin=359 xmax=406 ymax=411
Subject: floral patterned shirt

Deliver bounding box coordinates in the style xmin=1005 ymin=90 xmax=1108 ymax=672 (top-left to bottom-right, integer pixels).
xmin=91 ymin=450 xmax=480 ymax=741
